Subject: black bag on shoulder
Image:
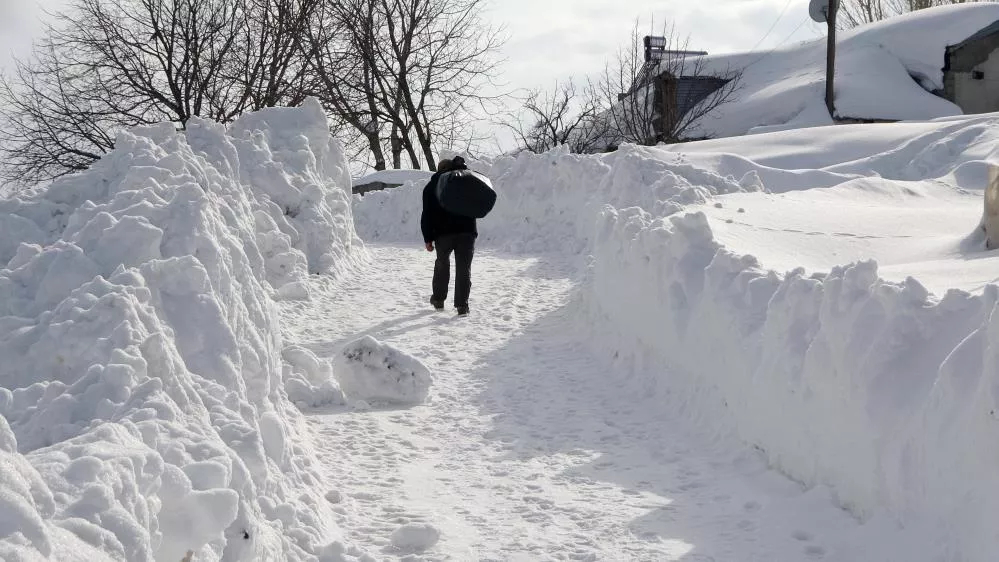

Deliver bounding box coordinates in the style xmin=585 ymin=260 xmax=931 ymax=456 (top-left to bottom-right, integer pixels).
xmin=435 ymin=169 xmax=497 ymax=219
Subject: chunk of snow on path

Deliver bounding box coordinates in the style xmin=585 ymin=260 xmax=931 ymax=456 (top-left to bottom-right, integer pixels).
xmin=284 ymin=345 xmax=346 ymax=409
xmin=335 ymin=336 xmax=432 ymax=405
xmin=389 ymin=523 xmax=440 ymax=552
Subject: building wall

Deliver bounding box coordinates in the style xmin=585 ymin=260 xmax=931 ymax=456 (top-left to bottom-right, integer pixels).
xmin=950 ymin=48 xmax=999 ymax=114
xmin=945 ymin=29 xmax=999 ymax=114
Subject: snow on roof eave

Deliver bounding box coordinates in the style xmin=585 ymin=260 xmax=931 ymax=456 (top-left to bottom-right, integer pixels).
xmin=949 ymin=19 xmax=999 ymax=51
xmin=652 ymin=55 xmax=733 ymax=81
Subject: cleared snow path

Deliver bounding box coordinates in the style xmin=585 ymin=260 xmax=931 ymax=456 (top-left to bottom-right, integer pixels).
xmin=281 ymin=245 xmax=915 ymax=562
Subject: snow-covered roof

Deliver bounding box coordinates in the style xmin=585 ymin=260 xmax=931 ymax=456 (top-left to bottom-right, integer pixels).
xmin=944 ymin=17 xmax=999 ymax=51
xmin=682 ymin=3 xmax=999 ymax=138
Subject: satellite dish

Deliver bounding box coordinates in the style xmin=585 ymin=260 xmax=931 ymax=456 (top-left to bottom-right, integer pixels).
xmin=809 ymin=0 xmax=830 ymax=22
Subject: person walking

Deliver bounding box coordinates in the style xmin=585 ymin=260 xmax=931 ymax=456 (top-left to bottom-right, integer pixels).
xmin=421 ymin=156 xmax=476 ymax=316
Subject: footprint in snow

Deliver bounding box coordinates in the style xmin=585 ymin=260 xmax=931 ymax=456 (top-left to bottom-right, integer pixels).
xmin=805 ymin=545 xmax=826 ymax=558
xmin=793 ymin=530 xmax=813 ymax=541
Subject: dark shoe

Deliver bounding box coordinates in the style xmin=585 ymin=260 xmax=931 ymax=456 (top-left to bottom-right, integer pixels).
xmin=430 ymin=298 xmax=444 ymax=311
xmin=456 ymin=306 xmax=469 ymax=316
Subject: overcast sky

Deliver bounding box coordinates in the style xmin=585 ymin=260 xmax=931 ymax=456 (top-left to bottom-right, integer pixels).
xmin=1 ymin=0 xmax=822 ymax=79
xmin=492 ymin=0 xmax=822 ymax=93
xmin=0 ymin=0 xmax=822 ymax=153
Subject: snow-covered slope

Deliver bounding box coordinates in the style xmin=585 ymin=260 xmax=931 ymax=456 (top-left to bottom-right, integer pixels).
xmin=356 ymin=114 xmax=999 ymax=560
xmin=668 ymin=114 xmax=999 ymax=293
xmin=0 ymin=99 xmax=367 ymax=561
xmin=690 ymin=3 xmax=999 ymax=137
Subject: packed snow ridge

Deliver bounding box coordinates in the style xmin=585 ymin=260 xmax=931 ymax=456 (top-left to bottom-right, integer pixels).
xmin=0 ymin=99 xmax=370 ymax=561
xmin=357 ymin=114 xmax=999 ymax=560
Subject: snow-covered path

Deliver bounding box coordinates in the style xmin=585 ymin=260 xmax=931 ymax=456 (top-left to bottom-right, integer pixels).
xmin=280 ymin=245 xmax=911 ymax=562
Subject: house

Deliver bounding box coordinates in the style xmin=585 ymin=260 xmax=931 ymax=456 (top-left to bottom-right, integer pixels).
xmin=618 ymin=37 xmax=731 ymax=144
xmin=944 ymin=21 xmax=999 ymax=114
xmin=604 ymin=10 xmax=999 ymax=146
xmin=651 ymin=74 xmax=731 ymax=141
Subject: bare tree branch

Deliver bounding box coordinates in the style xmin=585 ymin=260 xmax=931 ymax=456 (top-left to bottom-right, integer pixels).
xmin=1 ymin=0 xmax=319 ymax=185
xmin=500 ymin=80 xmax=609 ymax=154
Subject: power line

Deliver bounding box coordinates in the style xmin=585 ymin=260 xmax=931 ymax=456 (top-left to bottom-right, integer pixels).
xmin=749 ymin=0 xmax=796 ymax=53
xmin=743 ymin=14 xmax=812 ymax=71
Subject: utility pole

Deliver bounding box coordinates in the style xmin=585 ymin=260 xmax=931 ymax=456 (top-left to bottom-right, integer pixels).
xmin=809 ymin=0 xmax=839 ymax=118
xmin=825 ymin=0 xmax=839 ymax=118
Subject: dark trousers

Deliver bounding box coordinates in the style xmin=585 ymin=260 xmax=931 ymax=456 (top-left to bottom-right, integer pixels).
xmin=433 ymin=233 xmax=475 ymax=308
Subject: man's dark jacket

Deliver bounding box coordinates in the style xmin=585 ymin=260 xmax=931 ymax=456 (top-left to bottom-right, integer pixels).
xmin=421 ymin=169 xmax=477 ymax=243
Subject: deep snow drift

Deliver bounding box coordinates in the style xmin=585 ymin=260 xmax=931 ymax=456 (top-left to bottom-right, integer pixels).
xmin=685 ymin=3 xmax=999 ymax=137
xmin=670 ymin=114 xmax=999 ymax=294
xmin=0 ymin=99 xmax=368 ymax=561
xmin=354 ymin=115 xmax=999 ymax=560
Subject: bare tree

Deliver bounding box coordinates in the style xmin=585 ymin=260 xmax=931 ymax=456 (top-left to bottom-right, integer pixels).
xmin=307 ymin=0 xmax=395 ymax=170
xmin=502 ymin=80 xmax=608 ymax=154
xmin=2 ymin=0 xmax=504 ymax=184
xmin=0 ymin=0 xmax=318 ymax=185
xmin=0 ymin=41 xmax=119 ymax=183
xmin=839 ymin=0 xmax=892 ymax=27
xmin=305 ymin=0 xmax=502 ymax=172
xmin=368 ymin=0 xmax=504 ymax=171
xmin=595 ymin=22 xmax=741 ymax=147
xmin=237 ymin=0 xmax=322 ymax=111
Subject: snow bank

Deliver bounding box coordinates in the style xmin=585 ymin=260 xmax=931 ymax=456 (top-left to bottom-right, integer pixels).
xmin=589 ymin=208 xmax=999 ymax=559
xmin=334 ymin=336 xmax=433 ymax=406
xmin=352 ymin=176 xmax=429 ymax=243
xmin=354 ymin=116 xmax=999 ymax=559
xmin=0 ymin=99 xmax=367 ymax=560
xmin=686 ymin=3 xmax=999 ymax=138
xmin=582 ymin=153 xmax=999 ymax=559
xmin=354 ymin=145 xmax=759 ymax=253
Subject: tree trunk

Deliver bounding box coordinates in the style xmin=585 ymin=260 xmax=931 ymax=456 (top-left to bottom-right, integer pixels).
xmin=366 ymin=132 xmax=387 ymax=170
xmin=406 ymin=144 xmax=421 ymax=169
xmin=390 ymin=124 xmax=403 ymax=169
xmin=397 ymin=123 xmax=422 ymax=169
xmin=418 ymin=136 xmax=436 ymax=172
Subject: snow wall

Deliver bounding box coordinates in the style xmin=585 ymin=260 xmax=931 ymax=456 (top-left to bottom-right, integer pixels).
xmin=355 ymin=135 xmax=999 ymax=560
xmin=0 ymin=99 xmax=369 ymax=561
